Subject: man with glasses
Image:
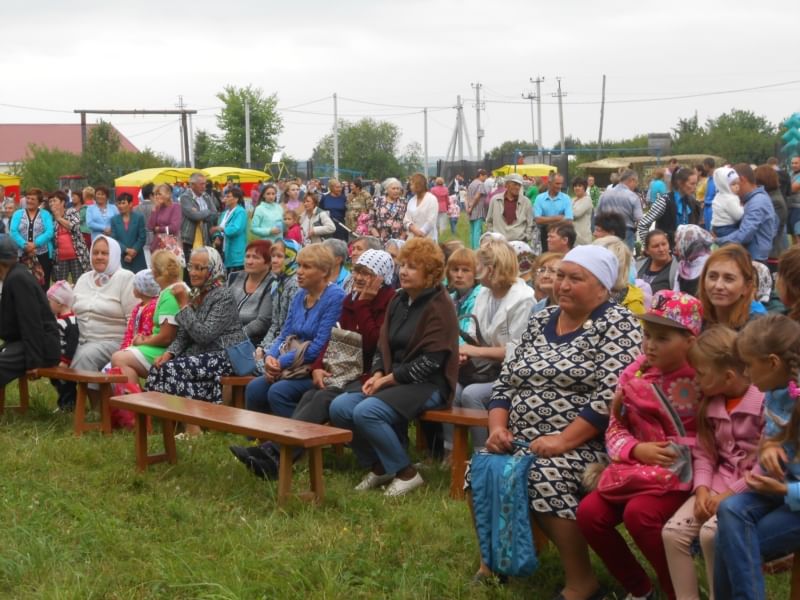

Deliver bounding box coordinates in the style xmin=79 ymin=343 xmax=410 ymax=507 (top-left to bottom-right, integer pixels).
xmin=179 ymin=173 xmax=218 ymax=274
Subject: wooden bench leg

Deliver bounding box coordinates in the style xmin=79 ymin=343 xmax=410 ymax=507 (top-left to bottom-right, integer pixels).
xmin=162 ymin=419 xmax=177 ymax=465
xmin=791 ymin=554 xmax=800 ymax=600
xmin=277 ymin=445 xmax=293 ymax=506
xmin=17 ymin=377 xmax=29 ymax=414
xmin=74 ymin=383 xmax=89 ymax=436
xmin=308 ymin=447 xmax=324 ymax=504
xmin=232 ymin=386 xmax=245 ymax=410
xmin=135 ymin=413 xmax=149 ymax=471
xmin=449 ymin=424 xmax=469 ymax=500
xmin=532 ymin=521 xmax=550 ymax=555
xmin=99 ymin=384 xmax=112 ymax=435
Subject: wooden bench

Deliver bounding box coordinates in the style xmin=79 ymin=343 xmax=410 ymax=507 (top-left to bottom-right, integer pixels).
xmin=0 ymin=376 xmax=29 ymax=413
xmin=219 ymin=375 xmax=255 ymax=409
xmin=109 ymin=391 xmax=352 ymax=505
xmin=419 ymin=407 xmax=489 ymax=500
xmin=29 ymin=367 xmax=127 ymax=436
xmin=792 ymin=555 xmax=800 ymax=600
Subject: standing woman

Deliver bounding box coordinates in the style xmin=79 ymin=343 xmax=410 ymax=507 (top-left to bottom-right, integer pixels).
xmin=110 ymin=193 xmax=147 ymax=273
xmin=571 ymin=176 xmax=593 ymax=246
xmin=48 ymin=190 xmax=90 ymax=282
xmin=697 ymin=244 xmax=758 ymax=330
xmin=320 ymin=178 xmax=349 ymax=241
xmin=369 ymin=177 xmax=407 ymax=243
xmin=282 ymin=181 xmax=302 ymax=213
xmin=86 ymin=185 xmax=119 ymax=241
xmin=299 ymin=192 xmax=336 ymax=245
xmin=9 ymin=187 xmax=54 ymax=288
xmin=211 ymin=187 xmax=248 ymax=273
xmin=636 ymin=229 xmax=677 ymax=294
xmin=637 ymin=168 xmax=700 ymax=248
xmin=78 ymin=187 xmax=93 ymax=248
xmin=147 ymin=183 xmax=182 ymax=252
xmin=403 ymin=173 xmax=439 ymax=242
xmin=251 ymin=183 xmax=284 ymax=242
xmin=754 ymin=164 xmax=789 ymax=261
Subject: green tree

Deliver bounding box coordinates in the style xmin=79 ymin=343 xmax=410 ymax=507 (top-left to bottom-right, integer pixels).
xmin=212 ymin=86 xmax=283 ymax=168
xmin=14 ymin=145 xmax=81 ymax=190
xmin=672 ymin=109 xmax=778 ymax=163
xmin=81 ymin=121 xmax=121 ymax=186
xmin=193 ymin=129 xmax=215 ymax=169
xmin=399 ymin=142 xmax=423 ymax=175
xmin=312 ymin=118 xmax=403 ymax=179
xmin=486 ymin=139 xmax=537 ymax=161
xmin=113 ymin=148 xmax=177 ymax=176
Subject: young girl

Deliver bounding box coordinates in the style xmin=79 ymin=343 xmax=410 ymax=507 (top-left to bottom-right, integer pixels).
xmin=577 ymin=290 xmax=704 ymax=600
xmin=714 ymin=314 xmax=800 ymax=600
xmin=662 ymin=326 xmax=765 ymax=600
xmin=47 ymin=281 xmax=79 ymax=411
xmin=283 ymin=210 xmax=303 ymax=245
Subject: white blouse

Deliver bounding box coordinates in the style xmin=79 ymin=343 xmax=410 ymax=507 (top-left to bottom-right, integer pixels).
xmin=403 ymin=192 xmax=439 ymax=242
xmin=72 ymin=269 xmax=137 ymax=344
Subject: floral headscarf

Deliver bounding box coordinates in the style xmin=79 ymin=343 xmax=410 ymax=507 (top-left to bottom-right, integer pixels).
xmin=91 ymin=234 xmax=121 ymax=286
xmin=189 ymin=246 xmax=226 ymax=305
xmin=134 ymin=269 xmax=162 ymax=298
xmin=355 ymin=249 xmax=395 ymax=286
xmin=674 ymin=225 xmax=713 ymax=281
xmin=752 ymin=260 xmax=772 ymax=304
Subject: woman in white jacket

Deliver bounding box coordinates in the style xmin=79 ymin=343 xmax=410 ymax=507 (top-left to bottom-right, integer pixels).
xmin=710 ymin=166 xmax=743 ymax=237
xmin=444 ymin=239 xmax=535 ymax=452
xmin=403 ymin=172 xmax=438 ymax=242
xmin=299 ymin=193 xmax=336 ymax=245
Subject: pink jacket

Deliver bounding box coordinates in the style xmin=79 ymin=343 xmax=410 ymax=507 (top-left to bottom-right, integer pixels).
xmin=692 ymin=385 xmax=765 ymax=494
xmin=430 ymin=185 xmax=450 ymax=213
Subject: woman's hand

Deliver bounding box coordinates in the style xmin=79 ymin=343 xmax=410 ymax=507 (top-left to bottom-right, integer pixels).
xmin=459 ymin=344 xmax=480 ymax=358
xmin=132 ymin=334 xmax=148 ymax=346
xmin=631 ymin=441 xmax=677 ymax=466
xmin=746 ymin=472 xmax=788 ymax=496
xmin=264 ymin=355 xmax=281 ymax=382
xmin=171 ymin=283 xmax=189 ymax=308
xmin=358 ymin=274 xmax=382 ymax=301
xmin=458 ymin=353 xmax=469 ymax=365
xmin=694 ymin=486 xmax=713 ymax=522
xmin=312 ymin=368 xmax=330 ymax=389
xmin=152 ymin=352 xmax=173 ymax=369
xmin=271 ymin=226 xmax=280 ymax=235
xmin=705 ymin=489 xmax=733 ymax=516
xmin=485 ymin=427 xmax=514 ymax=454
xmin=362 ymin=371 xmax=386 ymax=395
xmin=530 ymin=434 xmax=567 ymax=458
xmin=761 ymin=443 xmax=788 ymax=478
xmin=24 ymin=242 xmax=35 ymax=254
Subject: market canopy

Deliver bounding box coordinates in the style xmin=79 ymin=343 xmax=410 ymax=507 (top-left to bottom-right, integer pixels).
xmin=0 ymin=173 xmax=21 ymax=188
xmin=114 ymin=167 xmax=196 ymax=188
xmin=201 ymin=167 xmax=271 ymax=184
xmin=492 ymin=164 xmax=555 ymax=178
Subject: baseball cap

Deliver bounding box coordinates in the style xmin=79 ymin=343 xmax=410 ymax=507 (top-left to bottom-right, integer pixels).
xmin=638 ymin=290 xmax=703 ymax=336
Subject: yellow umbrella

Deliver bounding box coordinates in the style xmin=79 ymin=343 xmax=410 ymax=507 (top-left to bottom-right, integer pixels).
xmin=201 ymin=167 xmax=271 ymax=185
xmin=492 ymin=164 xmax=555 ymax=178
xmin=114 ymin=167 xmax=196 ymax=188
xmin=0 ymin=173 xmax=21 ymax=187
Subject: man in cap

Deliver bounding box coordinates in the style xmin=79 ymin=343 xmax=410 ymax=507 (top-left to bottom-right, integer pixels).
xmin=0 ymin=235 xmax=60 ymax=388
xmin=485 ymin=172 xmax=537 ymax=248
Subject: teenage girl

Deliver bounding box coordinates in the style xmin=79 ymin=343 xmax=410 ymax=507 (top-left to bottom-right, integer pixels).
xmin=662 ymin=326 xmax=765 ymax=600
xmin=577 ymin=290 xmax=703 ymax=600
xmin=714 ymin=314 xmax=800 ymax=600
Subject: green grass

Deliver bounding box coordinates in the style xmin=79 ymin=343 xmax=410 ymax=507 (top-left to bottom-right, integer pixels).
xmin=0 ymin=373 xmax=793 ymax=599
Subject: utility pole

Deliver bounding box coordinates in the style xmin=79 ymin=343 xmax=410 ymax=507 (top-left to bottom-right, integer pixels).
xmin=530 ymin=76 xmax=544 ymax=162
xmin=471 ymin=82 xmax=484 ymax=160
xmin=187 ymin=112 xmax=194 ymax=167
xmin=521 ymin=91 xmax=537 ymax=149
xmin=333 ymin=93 xmax=339 ymax=178
xmin=177 ymin=95 xmax=186 ymax=166
xmin=553 ymin=77 xmax=567 ymax=156
xmin=244 ymin=97 xmax=251 ymax=169
xmin=597 ymin=74 xmax=606 ymax=159
xmin=423 ymin=107 xmax=429 ymax=178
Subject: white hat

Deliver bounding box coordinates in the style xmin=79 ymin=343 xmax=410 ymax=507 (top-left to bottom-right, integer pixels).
xmin=561 ymin=246 xmax=618 ymax=292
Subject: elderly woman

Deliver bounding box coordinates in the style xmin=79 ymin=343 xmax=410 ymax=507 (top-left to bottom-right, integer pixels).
xmin=593 ymin=235 xmax=645 ymax=314
xmin=323 ymin=237 xmax=350 ymax=288
xmin=469 ymin=245 xmax=642 ymax=599
xmin=71 ymin=236 xmax=137 ymax=372
xmin=259 ymin=239 xmax=300 ymax=350
xmin=250 ymin=183 xmax=284 ymax=242
xmin=85 ymin=185 xmax=119 ymax=241
xmin=211 ymin=187 xmax=248 ymax=273
xmin=147 ymin=183 xmax=182 ymax=252
xmin=636 ymin=229 xmax=677 ymax=294
xmin=299 ymin=192 xmax=335 ymax=244
xmin=228 ymin=240 xmax=274 ymax=345
xmin=244 ymin=244 xmax=346 ymax=418
xmin=320 ymin=178 xmax=348 ymax=241
xmin=446 ymin=240 xmax=534 ymax=453
xmin=697 ymin=244 xmax=759 ymax=330
xmin=231 ymin=249 xmax=395 ymax=479
xmin=48 ymin=190 xmax=90 ymax=282
xmin=403 ymin=172 xmax=439 ymax=242
xmin=369 ymin=177 xmax=407 ymax=243
xmin=9 ymin=187 xmax=54 ymax=287
xmin=110 ymin=192 xmax=147 ymax=273
xmin=146 ymin=247 xmax=246 ymax=410
xmin=329 ymin=238 xmax=459 ymax=497
xmin=672 ymin=224 xmax=713 ymax=296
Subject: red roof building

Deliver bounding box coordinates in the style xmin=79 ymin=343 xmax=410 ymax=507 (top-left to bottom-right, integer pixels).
xmin=0 ymin=124 xmax=139 ymax=168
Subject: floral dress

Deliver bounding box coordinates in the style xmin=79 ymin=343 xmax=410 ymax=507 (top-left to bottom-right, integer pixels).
xmin=368 ymin=195 xmax=408 ymax=243
xmin=466 ymin=301 xmax=642 ymax=519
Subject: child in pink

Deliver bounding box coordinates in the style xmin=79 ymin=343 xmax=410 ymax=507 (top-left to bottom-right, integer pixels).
xmin=662 ymin=325 xmax=764 ymax=600
xmin=577 ymin=291 xmax=704 ymax=600
xmin=283 ymin=210 xmax=304 ymax=245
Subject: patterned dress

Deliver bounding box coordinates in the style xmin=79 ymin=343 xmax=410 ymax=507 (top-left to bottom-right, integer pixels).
xmin=467 ymin=301 xmax=642 ymax=519
xmin=368 ymin=196 xmax=407 ymax=243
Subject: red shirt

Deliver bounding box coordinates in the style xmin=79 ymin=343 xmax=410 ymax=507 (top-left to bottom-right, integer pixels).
xmin=56 ymin=224 xmax=77 ymax=260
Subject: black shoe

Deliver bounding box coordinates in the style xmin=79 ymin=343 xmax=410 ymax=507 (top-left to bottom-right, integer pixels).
xmin=247 ymin=454 xmax=279 ymax=480
xmin=229 ymin=445 xmax=256 ymax=466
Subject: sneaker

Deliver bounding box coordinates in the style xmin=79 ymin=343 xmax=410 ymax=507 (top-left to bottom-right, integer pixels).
xmin=354 ymin=471 xmax=394 ymax=491
xmin=384 ymin=472 xmax=424 ymax=497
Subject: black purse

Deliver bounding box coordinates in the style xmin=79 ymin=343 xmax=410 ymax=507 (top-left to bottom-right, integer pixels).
xmin=458 ymin=315 xmax=502 ymax=386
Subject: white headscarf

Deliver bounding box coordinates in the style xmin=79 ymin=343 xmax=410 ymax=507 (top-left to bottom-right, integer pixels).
xmin=91 ymin=234 xmax=121 ymax=286
xmin=355 ymin=249 xmax=395 ymax=286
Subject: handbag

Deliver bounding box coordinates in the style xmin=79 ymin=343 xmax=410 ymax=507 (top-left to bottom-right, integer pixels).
xmin=279 ymin=335 xmax=312 ymax=380
xmin=458 ymin=315 xmax=501 ymax=386
xmin=322 ymin=325 xmax=363 ymax=389
xmin=20 ymin=252 xmax=45 ymax=285
xmin=225 ymin=338 xmax=258 ymax=376
xmin=155 ymin=232 xmax=185 ymax=267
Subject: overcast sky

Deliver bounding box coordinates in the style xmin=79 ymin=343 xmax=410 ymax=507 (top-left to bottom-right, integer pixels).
xmin=3 ymin=0 xmax=799 ymax=168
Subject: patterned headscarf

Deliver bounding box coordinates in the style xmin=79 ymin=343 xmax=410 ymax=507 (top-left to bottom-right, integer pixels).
xmin=91 ymin=234 xmax=121 ymax=286
xmin=674 ymin=225 xmax=713 ymax=281
xmin=189 ymin=246 xmax=226 ymax=304
xmin=134 ymin=269 xmax=162 ymax=298
xmin=281 ymin=238 xmax=301 ymax=278
xmin=355 ymin=249 xmax=395 ymax=286
xmin=752 ymin=260 xmax=772 ymax=304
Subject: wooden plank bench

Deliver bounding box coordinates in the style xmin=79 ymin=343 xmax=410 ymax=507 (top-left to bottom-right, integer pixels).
xmin=419 ymin=407 xmax=489 ymax=500
xmin=109 ymin=391 xmax=352 ymax=506
xmin=0 ymin=376 xmax=29 ymax=413
xmin=29 ymin=367 xmax=127 ymax=436
xmin=219 ymin=375 xmax=255 ymax=409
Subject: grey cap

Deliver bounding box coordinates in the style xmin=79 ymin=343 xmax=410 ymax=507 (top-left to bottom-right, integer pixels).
xmin=0 ymin=235 xmax=17 ymax=260
xmin=505 ymin=173 xmax=524 ymax=186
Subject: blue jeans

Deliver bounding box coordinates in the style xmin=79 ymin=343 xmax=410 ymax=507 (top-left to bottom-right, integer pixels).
xmin=714 ymin=491 xmax=800 ymax=600
xmin=245 ymin=376 xmax=313 ymax=418
xmin=329 ymin=391 xmax=442 ymax=475
xmin=625 ymin=227 xmax=636 ymax=250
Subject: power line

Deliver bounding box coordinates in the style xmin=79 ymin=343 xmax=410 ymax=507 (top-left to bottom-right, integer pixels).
xmin=337 ymin=96 xmax=450 ymax=110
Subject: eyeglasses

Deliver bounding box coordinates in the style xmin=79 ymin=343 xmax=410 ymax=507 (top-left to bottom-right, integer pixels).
xmin=187 ymin=264 xmax=209 ymax=272
xmin=537 ymin=267 xmax=558 ymax=275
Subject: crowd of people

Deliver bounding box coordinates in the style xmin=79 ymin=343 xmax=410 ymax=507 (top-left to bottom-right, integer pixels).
xmin=1 ymin=156 xmax=800 ymax=600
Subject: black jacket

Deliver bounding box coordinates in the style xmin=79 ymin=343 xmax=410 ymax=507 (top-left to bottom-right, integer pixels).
xmin=0 ymin=263 xmax=60 ymax=368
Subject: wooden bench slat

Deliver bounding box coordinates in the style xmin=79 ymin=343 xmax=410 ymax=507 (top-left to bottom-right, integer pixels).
xmin=30 ymin=367 xmax=127 ymax=384
xmin=420 ymin=407 xmax=488 ymax=426
xmin=109 ymin=392 xmax=352 ymax=448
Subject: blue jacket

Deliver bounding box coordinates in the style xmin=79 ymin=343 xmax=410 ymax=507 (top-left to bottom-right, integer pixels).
xmin=86 ymin=203 xmax=120 ymax=240
xmin=250 ymin=201 xmax=283 ymax=242
xmin=761 ymin=387 xmax=800 ymax=511
xmin=716 ymin=186 xmax=777 ymax=261
xmin=110 ymin=211 xmax=147 ymax=272
xmin=9 ymin=208 xmax=54 ymax=257
xmin=218 ymin=205 xmax=248 ymax=268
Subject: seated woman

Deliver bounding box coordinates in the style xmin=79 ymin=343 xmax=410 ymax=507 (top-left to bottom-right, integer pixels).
xmin=228 ymin=240 xmax=274 ymax=345
xmin=698 ymin=244 xmax=759 ymax=331
xmin=636 ymin=229 xmax=677 ymax=294
xmin=146 ymin=247 xmax=246 ymax=427
xmin=531 ymin=252 xmax=563 ymax=314
xmin=593 ymin=235 xmax=645 ymax=314
xmin=72 ymin=236 xmax=137 ymax=373
xmin=110 ymin=251 xmax=182 ymax=385
xmin=258 ymin=239 xmax=300 ymax=350
xmin=329 ymin=238 xmax=459 ymax=497
xmin=447 ymin=239 xmax=534 ymax=452
xmin=244 ymin=244 xmax=345 ymax=418
xmin=468 ymin=245 xmax=642 ymax=599
xmin=673 ymin=224 xmax=713 ymax=296
xmin=447 ymin=247 xmax=482 ymax=344
xmin=231 ymin=249 xmax=395 ymax=478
